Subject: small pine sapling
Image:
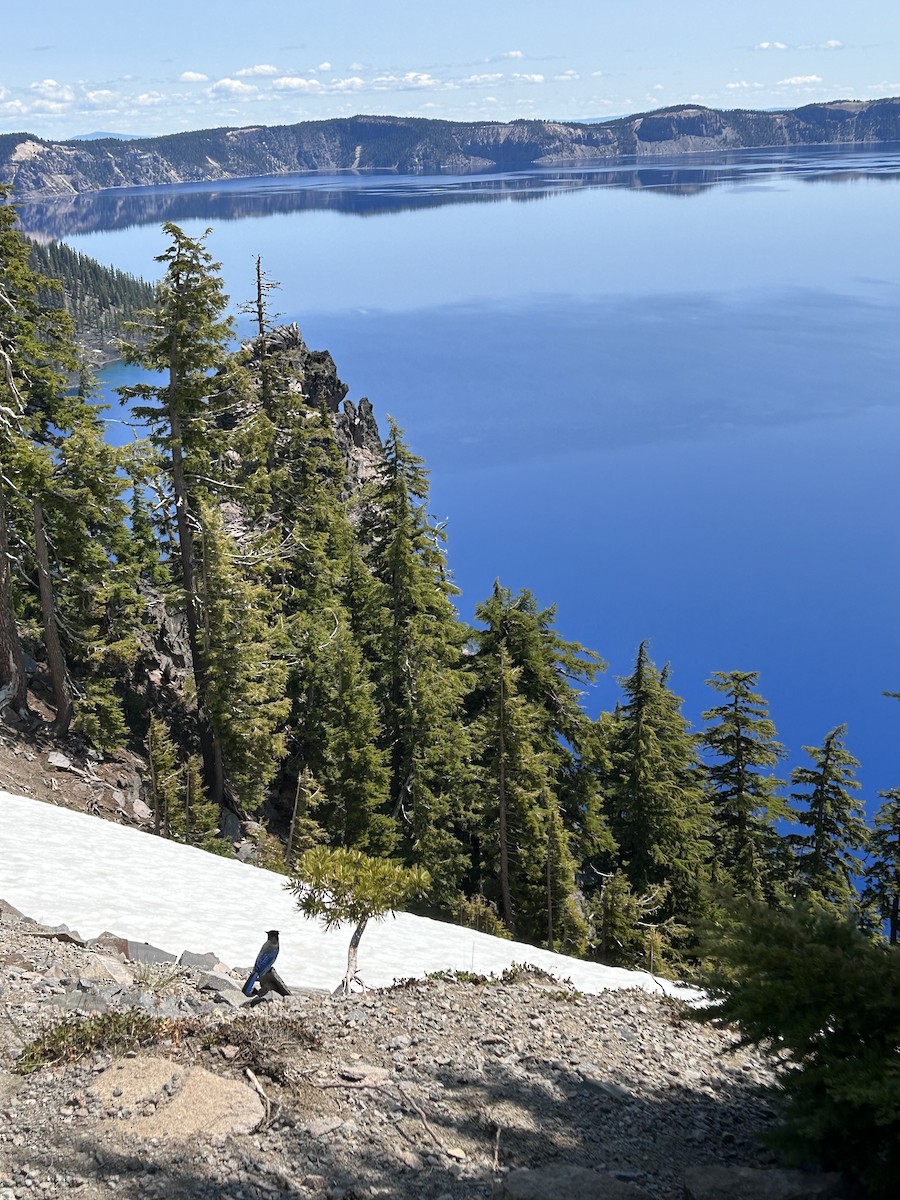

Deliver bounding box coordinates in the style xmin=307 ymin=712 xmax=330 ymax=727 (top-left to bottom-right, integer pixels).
xmin=288 ymin=846 xmax=429 ymax=995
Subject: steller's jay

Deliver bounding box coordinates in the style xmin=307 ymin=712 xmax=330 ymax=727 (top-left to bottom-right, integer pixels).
xmin=242 ymin=930 xmax=280 ymax=996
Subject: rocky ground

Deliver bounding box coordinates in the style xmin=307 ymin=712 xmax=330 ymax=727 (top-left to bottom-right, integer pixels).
xmin=0 ymin=901 xmax=848 ymax=1200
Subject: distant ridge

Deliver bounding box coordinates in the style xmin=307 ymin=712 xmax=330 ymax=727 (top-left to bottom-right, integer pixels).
xmin=66 ymin=130 xmax=143 ymax=142
xmin=2 ymin=97 xmax=899 ymax=198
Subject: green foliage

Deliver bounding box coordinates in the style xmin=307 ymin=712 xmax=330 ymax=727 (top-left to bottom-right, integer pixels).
xmin=289 ymin=846 xmax=430 ymax=928
xmin=604 ymin=642 xmax=711 ymax=934
xmin=863 ymin=788 xmax=900 ymax=944
xmin=702 ymin=670 xmax=788 ymax=900
xmin=789 ymin=724 xmax=869 ymax=908
xmin=454 ymin=893 xmax=511 ymax=939
xmin=698 ymin=895 xmax=900 ymax=1197
xmin=16 ymin=1011 xmax=186 ymax=1075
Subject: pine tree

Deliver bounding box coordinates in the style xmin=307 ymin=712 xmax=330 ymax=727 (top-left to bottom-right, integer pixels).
xmin=789 ymin=725 xmax=868 ymax=908
xmin=701 ymin=670 xmax=788 ymax=900
xmin=863 ymin=789 xmax=900 ymax=944
xmin=119 ymin=223 xmax=234 ymax=804
xmin=605 ymin=642 xmax=710 ymax=931
xmin=0 ymin=190 xmax=76 ymax=717
xmin=359 ymin=418 xmax=473 ymax=906
xmin=197 ymin=499 xmax=290 ymax=812
xmin=468 ymin=582 xmax=603 ymax=945
xmin=289 ymin=846 xmax=430 ymax=995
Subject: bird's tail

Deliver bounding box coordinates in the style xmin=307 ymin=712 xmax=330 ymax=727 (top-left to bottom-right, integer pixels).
xmin=242 ymin=971 xmax=259 ymax=997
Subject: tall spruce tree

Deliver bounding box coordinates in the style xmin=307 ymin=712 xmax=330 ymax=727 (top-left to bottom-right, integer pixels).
xmin=468 ymin=582 xmax=603 ymax=947
xmin=119 ymin=223 xmax=234 ymax=805
xmin=0 ymin=190 xmax=76 ymax=717
xmin=863 ymin=789 xmax=900 ymax=944
xmin=605 ymin=642 xmax=710 ymax=929
xmin=359 ymin=418 xmax=473 ymax=906
xmin=788 ymin=724 xmax=868 ymax=908
xmin=701 ymin=670 xmax=788 ymax=900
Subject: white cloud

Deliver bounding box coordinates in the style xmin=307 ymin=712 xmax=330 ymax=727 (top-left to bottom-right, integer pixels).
xmin=755 ymin=41 xmax=787 ymax=51
xmin=372 ymin=71 xmax=442 ymax=90
xmin=824 ymin=40 xmax=844 ymax=49
xmin=235 ymin=64 xmax=279 ymax=78
xmin=463 ymin=73 xmax=503 ymax=86
xmin=778 ymin=74 xmax=823 ymax=86
xmin=274 ymin=76 xmax=323 ymax=93
xmin=513 ymin=73 xmax=544 ymax=84
xmin=179 ymin=71 xmax=208 ymax=83
xmin=85 ymin=89 xmax=115 ymax=104
xmin=317 ymin=62 xmax=332 ymax=72
xmin=209 ymin=77 xmax=258 ymax=96
xmin=727 ymin=80 xmax=763 ymax=90
xmin=136 ymin=91 xmax=166 ymax=106
xmin=503 ymin=50 xmax=524 ymax=59
xmin=0 ymin=99 xmax=26 ymax=115
xmin=30 ymin=78 xmax=75 ymax=101
xmin=331 ymin=77 xmax=365 ymax=92
xmin=554 ymin=70 xmax=580 ymax=82
xmin=591 ymin=70 xmax=604 ymax=78
xmin=349 ymin=62 xmax=365 ymax=71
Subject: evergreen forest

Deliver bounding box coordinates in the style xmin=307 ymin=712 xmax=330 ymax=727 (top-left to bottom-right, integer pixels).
xmin=1 ymin=192 xmax=899 ymax=981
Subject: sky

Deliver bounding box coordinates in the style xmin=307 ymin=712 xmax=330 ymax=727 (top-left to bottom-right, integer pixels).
xmin=1 ymin=1 xmax=897 ymax=140
xmin=0 ymin=789 xmax=696 ymax=999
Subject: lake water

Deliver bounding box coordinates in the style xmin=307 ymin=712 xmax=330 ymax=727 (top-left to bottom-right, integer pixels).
xmin=16 ymin=147 xmax=900 ymax=812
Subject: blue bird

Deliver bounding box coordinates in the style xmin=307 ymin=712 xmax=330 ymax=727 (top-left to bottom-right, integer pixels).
xmin=242 ymin=929 xmax=280 ymax=996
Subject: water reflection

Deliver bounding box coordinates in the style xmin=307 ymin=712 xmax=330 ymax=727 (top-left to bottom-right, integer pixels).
xmin=14 ymin=143 xmax=900 ymax=240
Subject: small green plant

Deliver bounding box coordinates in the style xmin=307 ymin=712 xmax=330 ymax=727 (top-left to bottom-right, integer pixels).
xmin=16 ymin=1011 xmax=185 ymax=1074
xmin=455 ymin=894 xmax=511 ymax=940
xmin=133 ymin=962 xmax=183 ymax=995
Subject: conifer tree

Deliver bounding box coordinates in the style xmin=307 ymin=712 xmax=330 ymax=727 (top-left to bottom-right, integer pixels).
xmin=605 ymin=642 xmax=710 ymax=929
xmin=788 ymin=724 xmax=868 ymax=908
xmin=468 ymin=582 xmax=603 ymax=944
xmin=119 ymin=223 xmax=234 ymax=804
xmin=197 ymin=499 xmax=290 ymax=812
xmin=359 ymin=418 xmax=473 ymax=905
xmin=701 ymin=670 xmax=788 ymax=900
xmin=863 ymin=789 xmax=900 ymax=944
xmin=0 ymin=189 xmax=76 ymax=717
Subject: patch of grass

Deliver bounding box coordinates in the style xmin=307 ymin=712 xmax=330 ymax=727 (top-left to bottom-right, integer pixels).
xmin=133 ymin=962 xmax=184 ymax=995
xmin=16 ymin=1010 xmax=186 ymax=1075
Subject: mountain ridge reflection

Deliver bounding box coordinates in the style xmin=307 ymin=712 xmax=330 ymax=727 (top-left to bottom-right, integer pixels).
xmin=15 ymin=144 xmax=900 ymax=240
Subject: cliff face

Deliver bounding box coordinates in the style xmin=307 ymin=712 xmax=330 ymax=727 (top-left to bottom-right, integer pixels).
xmin=2 ymin=98 xmax=899 ymax=197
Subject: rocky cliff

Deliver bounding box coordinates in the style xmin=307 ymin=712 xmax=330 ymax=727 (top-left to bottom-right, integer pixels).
xmin=2 ymin=98 xmax=899 ymax=198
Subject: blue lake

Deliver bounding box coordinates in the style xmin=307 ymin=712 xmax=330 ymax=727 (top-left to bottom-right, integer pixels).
xmin=17 ymin=148 xmax=900 ymax=811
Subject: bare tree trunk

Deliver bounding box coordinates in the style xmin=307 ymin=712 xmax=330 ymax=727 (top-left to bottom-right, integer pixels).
xmin=168 ymin=400 xmax=224 ymax=807
xmin=336 ymin=917 xmax=368 ymax=996
xmin=33 ymin=497 xmax=73 ymax=736
xmin=497 ymin=653 xmax=515 ymax=936
xmin=0 ymin=483 xmax=29 ymax=716
xmin=546 ymin=822 xmax=554 ymax=952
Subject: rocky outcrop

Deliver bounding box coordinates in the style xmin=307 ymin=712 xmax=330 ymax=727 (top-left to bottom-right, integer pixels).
xmin=3 ymin=98 xmax=900 ymax=198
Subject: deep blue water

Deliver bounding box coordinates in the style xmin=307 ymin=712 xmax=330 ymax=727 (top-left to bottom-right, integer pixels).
xmin=20 ymin=148 xmax=900 ymax=811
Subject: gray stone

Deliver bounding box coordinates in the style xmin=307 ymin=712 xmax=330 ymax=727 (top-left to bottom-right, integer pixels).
xmin=197 ymin=971 xmax=240 ymax=992
xmin=495 ymin=1166 xmax=652 ymax=1199
xmin=178 ymin=950 xmax=220 ymax=971
xmin=683 ymin=1167 xmax=848 ymax=1200
xmin=125 ymin=941 xmax=177 ymax=965
xmin=47 ymin=751 xmax=73 ymax=770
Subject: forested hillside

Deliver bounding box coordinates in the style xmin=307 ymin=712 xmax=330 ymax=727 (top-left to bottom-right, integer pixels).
xmin=27 ymin=238 xmax=154 ymax=363
xmin=3 ymin=97 xmax=900 ymax=197
xmin=1 ymin=194 xmax=898 ymax=982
